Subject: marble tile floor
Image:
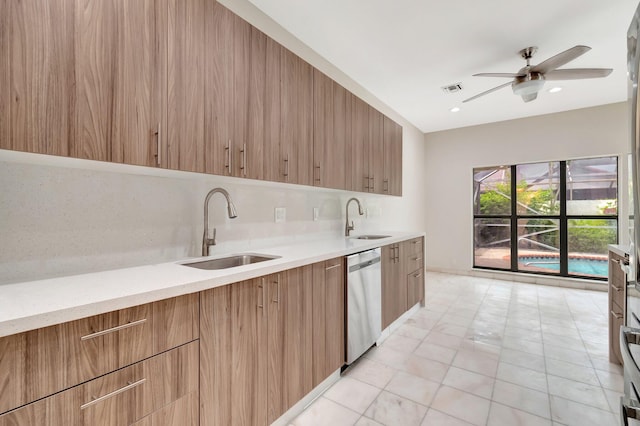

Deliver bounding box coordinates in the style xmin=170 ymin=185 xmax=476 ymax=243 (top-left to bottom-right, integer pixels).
xmin=291 ymin=271 xmax=623 ymax=426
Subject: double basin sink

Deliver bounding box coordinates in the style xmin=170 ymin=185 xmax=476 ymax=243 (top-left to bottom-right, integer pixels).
xmin=181 ymin=235 xmax=390 ymax=270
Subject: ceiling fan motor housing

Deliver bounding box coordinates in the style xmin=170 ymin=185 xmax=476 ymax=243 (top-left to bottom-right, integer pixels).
xmin=512 ymin=72 xmax=545 ymax=96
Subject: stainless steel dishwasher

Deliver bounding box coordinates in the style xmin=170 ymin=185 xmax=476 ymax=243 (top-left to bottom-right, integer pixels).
xmin=346 ymin=248 xmax=382 ymax=364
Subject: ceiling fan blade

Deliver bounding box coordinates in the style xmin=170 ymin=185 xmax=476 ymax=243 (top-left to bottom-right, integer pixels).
xmin=522 ymin=92 xmax=538 ymax=103
xmin=473 ymin=73 xmax=525 ymax=78
xmin=530 ymin=45 xmax=591 ymax=74
xmin=462 ymin=81 xmax=512 ymax=103
xmin=544 ymin=68 xmax=613 ymax=80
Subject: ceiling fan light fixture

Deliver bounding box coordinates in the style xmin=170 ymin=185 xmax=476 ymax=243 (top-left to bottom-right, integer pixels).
xmin=512 ymin=73 xmax=545 ymax=96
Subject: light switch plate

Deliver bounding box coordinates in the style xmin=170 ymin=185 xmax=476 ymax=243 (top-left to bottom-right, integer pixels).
xmin=275 ymin=207 xmax=286 ymax=223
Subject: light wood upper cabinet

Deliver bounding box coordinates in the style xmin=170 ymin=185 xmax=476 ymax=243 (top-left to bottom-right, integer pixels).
xmin=1 ymin=0 xmax=75 ymax=156
xmin=383 ymin=116 xmax=403 ymax=196
xmin=0 ymin=293 xmax=199 ymax=416
xmin=367 ymin=107 xmax=385 ymax=193
xmin=75 ymin=0 xmax=161 ymax=166
xmin=347 ymin=96 xmax=369 ymax=192
xmin=165 ymin=0 xmax=206 ymax=172
xmin=205 ymin=3 xmax=265 ymax=179
xmin=280 ymin=48 xmax=314 ymax=186
xmin=313 ymin=70 xmax=347 ymax=190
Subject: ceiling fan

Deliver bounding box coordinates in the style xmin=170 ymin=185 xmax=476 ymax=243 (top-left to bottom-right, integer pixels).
xmin=463 ymin=45 xmax=613 ymax=103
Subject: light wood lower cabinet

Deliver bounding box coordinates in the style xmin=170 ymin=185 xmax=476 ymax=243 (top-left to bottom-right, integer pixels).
xmin=0 ymin=341 xmax=199 ymax=426
xmin=608 ymin=249 xmax=627 ymax=365
xmin=0 ymin=293 xmax=199 ymax=415
xmin=312 ymin=258 xmax=346 ymax=386
xmin=200 ymin=260 xmax=344 ymax=426
xmin=382 ymin=237 xmax=425 ymax=329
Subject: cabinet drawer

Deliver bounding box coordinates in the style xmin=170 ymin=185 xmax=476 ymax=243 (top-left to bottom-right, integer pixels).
xmin=405 ymin=237 xmax=423 ymax=256
xmin=0 ymin=341 xmax=199 ymax=426
xmin=405 ymin=252 xmax=424 ymax=275
xmin=610 ymin=305 xmax=624 ymax=365
xmin=0 ymin=293 xmax=199 ymax=415
xmin=610 ymin=279 xmax=625 ymax=308
xmin=407 ymin=269 xmax=424 ymax=308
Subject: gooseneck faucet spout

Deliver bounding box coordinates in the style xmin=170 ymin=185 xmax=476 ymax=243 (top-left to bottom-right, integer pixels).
xmin=345 ymin=197 xmax=364 ymax=237
xmin=202 ymin=187 xmax=238 ymax=256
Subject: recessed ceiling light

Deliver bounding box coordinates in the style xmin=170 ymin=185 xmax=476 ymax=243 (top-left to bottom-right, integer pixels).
xmin=450 ymin=107 xmax=461 ymax=113
xmin=548 ymin=87 xmax=563 ymax=93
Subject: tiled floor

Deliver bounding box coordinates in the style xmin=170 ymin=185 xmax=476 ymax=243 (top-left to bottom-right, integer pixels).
xmin=291 ymin=272 xmax=623 ymax=426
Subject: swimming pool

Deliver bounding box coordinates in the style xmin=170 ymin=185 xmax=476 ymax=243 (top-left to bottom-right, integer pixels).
xmin=519 ymin=256 xmax=608 ymax=277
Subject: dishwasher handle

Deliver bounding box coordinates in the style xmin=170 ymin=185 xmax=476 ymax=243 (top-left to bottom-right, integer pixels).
xmin=349 ymin=256 xmax=380 ymax=273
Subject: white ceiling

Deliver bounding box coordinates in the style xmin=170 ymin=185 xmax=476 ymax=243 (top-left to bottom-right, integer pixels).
xmin=247 ymin=0 xmax=639 ymax=133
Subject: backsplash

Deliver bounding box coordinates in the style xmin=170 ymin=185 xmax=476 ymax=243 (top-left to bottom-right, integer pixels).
xmin=0 ymin=154 xmax=392 ymax=284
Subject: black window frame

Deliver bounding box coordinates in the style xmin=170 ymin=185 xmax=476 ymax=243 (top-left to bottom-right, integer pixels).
xmin=473 ymin=157 xmax=618 ymax=281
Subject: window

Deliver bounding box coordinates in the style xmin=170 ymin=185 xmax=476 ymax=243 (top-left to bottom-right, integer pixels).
xmin=473 ymin=157 xmax=618 ymax=280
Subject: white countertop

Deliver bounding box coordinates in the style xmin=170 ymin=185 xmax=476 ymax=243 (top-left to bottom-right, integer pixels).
xmin=0 ymin=231 xmax=424 ymax=337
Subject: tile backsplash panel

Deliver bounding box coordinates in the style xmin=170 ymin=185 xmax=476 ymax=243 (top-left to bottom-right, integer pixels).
xmin=0 ymin=157 xmax=390 ymax=284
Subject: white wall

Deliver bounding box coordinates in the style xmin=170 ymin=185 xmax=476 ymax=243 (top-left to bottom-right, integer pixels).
xmin=424 ymin=102 xmax=629 ymax=274
xmin=0 ymin=0 xmax=427 ymax=284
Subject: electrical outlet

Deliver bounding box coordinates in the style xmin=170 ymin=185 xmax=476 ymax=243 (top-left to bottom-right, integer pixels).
xmin=274 ymin=207 xmax=286 ymax=223
xmin=313 ymin=207 xmax=319 ymax=221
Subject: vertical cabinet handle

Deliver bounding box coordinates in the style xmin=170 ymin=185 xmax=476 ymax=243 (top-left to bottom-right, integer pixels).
xmin=258 ymin=279 xmax=265 ymax=316
xmin=154 ymin=124 xmax=161 ymax=166
xmin=364 ymin=175 xmax=370 ymax=191
xmin=314 ymin=164 xmax=321 ymax=182
xmin=240 ymin=143 xmax=247 ymax=176
xmin=383 ymin=178 xmax=389 ymax=193
xmin=283 ymin=154 xmax=289 ymax=180
xmin=370 ymin=176 xmax=374 ymax=192
xmin=225 ymin=140 xmax=233 ymax=174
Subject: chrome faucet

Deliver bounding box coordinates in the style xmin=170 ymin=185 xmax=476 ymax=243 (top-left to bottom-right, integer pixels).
xmin=345 ymin=197 xmax=364 ymax=237
xmin=202 ymin=188 xmax=238 ymax=256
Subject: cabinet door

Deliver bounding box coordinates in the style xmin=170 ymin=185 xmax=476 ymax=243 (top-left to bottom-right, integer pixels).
xmin=200 ymin=280 xmax=268 ymax=426
xmin=281 ymin=48 xmax=313 ymax=186
xmin=263 ymin=38 xmax=282 ymax=183
xmin=282 ymin=266 xmax=313 ymax=409
xmin=381 ymin=244 xmax=400 ymax=329
xmin=204 ymin=2 xmax=234 ymax=176
xmin=383 ymin=116 xmax=403 ymax=196
xmin=348 ymin=96 xmax=369 ymax=192
xmin=165 ymin=0 xmax=205 ymax=172
xmin=234 ymin=24 xmax=266 ymax=180
xmin=75 ymin=0 xmax=161 ymax=166
xmin=313 ymin=72 xmax=347 ymax=190
xmin=312 ymin=258 xmax=345 ymax=386
xmin=4 ymin=0 xmax=75 ymax=156
xmin=313 ymin=69 xmax=333 ymax=188
xmin=368 ymin=107 xmax=384 ymax=193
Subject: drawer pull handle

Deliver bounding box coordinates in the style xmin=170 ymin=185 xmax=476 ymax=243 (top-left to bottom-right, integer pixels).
xmin=81 ymin=318 xmax=147 ymax=341
xmin=325 ymin=263 xmax=341 ymax=271
xmin=412 ymin=256 xmax=422 ymax=261
xmin=612 ymin=284 xmax=623 ymax=292
xmin=80 ymin=378 xmax=146 ymax=410
xmin=611 ymin=310 xmax=623 ymax=320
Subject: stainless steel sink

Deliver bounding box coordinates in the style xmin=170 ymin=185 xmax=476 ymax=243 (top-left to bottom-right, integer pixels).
xmin=182 ymin=254 xmax=281 ymax=270
xmin=354 ymin=235 xmax=391 ymax=240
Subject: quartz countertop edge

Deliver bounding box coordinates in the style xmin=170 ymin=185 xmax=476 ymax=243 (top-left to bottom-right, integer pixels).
xmin=0 ymin=231 xmax=424 ymax=337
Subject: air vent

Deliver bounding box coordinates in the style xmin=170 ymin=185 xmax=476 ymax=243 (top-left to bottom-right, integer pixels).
xmin=441 ymin=83 xmax=463 ymax=93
